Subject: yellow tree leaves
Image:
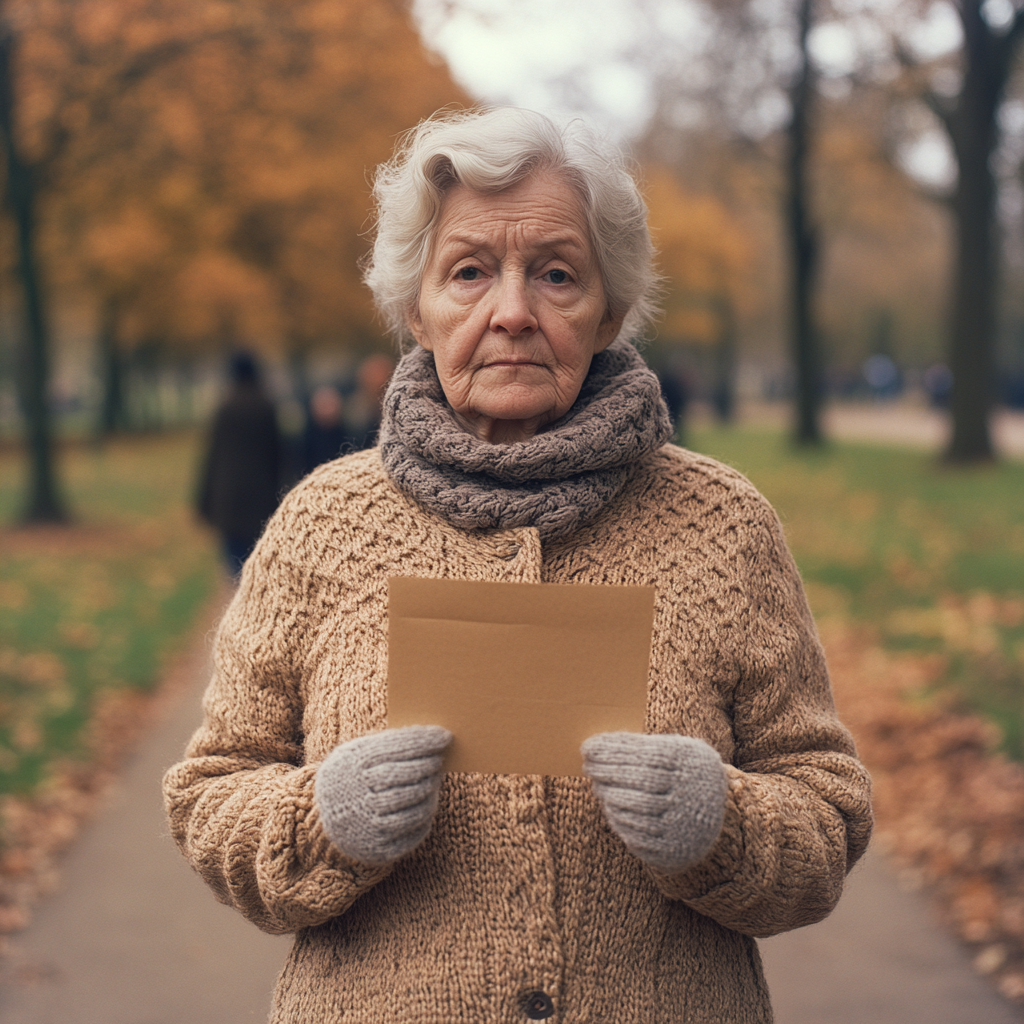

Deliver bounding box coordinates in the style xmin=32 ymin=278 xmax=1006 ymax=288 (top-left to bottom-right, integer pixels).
xmin=644 ymin=165 xmax=751 ymax=346
xmin=18 ymin=0 xmax=470 ymax=359
xmin=812 ymin=95 xmax=950 ymax=367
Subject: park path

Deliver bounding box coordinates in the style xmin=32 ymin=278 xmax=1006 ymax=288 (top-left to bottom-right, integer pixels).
xmin=0 ymin=609 xmax=1021 ymax=1023
xmin=730 ymin=399 xmax=1024 ymax=460
xmin=0 ymin=613 xmax=291 ymax=1024
xmin=822 ymin=403 xmax=1024 ymax=459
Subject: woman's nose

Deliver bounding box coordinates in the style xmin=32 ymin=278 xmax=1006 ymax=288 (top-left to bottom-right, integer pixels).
xmin=489 ymin=276 xmax=538 ymax=337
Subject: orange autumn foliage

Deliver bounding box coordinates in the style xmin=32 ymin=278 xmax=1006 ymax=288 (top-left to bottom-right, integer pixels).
xmin=643 ymin=165 xmax=752 ymax=346
xmin=639 ymin=86 xmax=952 ymax=369
xmin=13 ymin=0 xmax=470 ymax=358
xmin=811 ymin=94 xmax=950 ymax=366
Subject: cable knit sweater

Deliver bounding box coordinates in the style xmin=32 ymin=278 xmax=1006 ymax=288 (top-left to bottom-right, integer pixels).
xmin=164 ymin=434 xmax=871 ymax=1024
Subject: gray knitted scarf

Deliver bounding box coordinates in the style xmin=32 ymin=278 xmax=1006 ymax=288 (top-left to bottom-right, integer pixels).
xmin=378 ymin=338 xmax=673 ymax=542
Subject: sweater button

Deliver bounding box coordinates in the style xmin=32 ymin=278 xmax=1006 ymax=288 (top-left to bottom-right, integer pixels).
xmin=522 ymin=990 xmax=554 ymax=1019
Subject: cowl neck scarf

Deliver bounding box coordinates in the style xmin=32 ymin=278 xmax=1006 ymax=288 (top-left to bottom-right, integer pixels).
xmin=378 ymin=338 xmax=673 ymax=542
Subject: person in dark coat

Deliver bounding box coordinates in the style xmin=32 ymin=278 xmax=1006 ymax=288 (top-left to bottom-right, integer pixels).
xmin=347 ymin=353 xmax=394 ymax=450
xmin=658 ymin=361 xmax=690 ymax=439
xmin=198 ymin=351 xmax=282 ymax=577
xmin=303 ymin=385 xmax=351 ymax=473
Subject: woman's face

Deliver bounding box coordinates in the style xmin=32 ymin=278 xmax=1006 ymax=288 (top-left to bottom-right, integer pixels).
xmin=408 ymin=171 xmax=622 ymax=444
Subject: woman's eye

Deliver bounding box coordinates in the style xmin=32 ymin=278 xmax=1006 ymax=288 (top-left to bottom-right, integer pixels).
xmin=545 ymin=269 xmax=570 ymax=284
xmin=455 ymin=266 xmax=481 ymax=281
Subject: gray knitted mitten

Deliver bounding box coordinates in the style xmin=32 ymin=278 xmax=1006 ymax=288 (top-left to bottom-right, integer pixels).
xmin=581 ymin=731 xmax=729 ymax=874
xmin=315 ymin=725 xmax=452 ymax=866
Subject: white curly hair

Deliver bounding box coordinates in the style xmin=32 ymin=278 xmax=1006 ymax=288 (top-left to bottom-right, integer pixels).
xmin=362 ymin=107 xmax=659 ymax=349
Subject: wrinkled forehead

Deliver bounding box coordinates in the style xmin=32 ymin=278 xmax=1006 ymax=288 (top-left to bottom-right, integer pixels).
xmin=430 ymin=169 xmax=594 ymax=257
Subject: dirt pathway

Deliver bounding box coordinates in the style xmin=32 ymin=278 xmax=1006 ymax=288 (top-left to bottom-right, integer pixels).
xmin=0 ymin=622 xmax=1020 ymax=1023
xmin=762 ymin=849 xmax=1023 ymax=1023
xmin=724 ymin=400 xmax=1024 ymax=460
xmin=0 ymin=631 xmax=291 ymax=1024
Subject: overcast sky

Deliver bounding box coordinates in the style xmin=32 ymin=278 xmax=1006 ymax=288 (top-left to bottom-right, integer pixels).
xmin=411 ymin=0 xmax=709 ymax=138
xmin=412 ymin=0 xmax=966 ymax=185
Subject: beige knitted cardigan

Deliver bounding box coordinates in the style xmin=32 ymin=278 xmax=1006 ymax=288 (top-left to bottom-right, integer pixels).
xmin=164 ymin=444 xmax=872 ymax=1024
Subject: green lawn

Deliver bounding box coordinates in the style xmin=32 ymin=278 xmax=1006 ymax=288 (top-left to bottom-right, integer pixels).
xmin=690 ymin=427 xmax=1024 ymax=758
xmin=0 ymin=433 xmax=219 ymax=797
xmin=1 ymin=424 xmax=1021 ymax=803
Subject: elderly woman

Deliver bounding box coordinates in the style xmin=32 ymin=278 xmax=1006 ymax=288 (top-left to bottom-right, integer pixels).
xmin=164 ymin=108 xmax=871 ymax=1024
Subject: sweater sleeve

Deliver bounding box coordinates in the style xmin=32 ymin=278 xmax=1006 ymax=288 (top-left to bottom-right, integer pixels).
xmin=162 ymin=551 xmax=391 ymax=935
xmin=650 ymin=492 xmax=872 ymax=938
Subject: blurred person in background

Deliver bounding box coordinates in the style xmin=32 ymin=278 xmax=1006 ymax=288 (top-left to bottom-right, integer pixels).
xmin=656 ymin=352 xmax=690 ymax=443
xmin=347 ymin=352 xmax=395 ymax=449
xmin=862 ymin=353 xmax=902 ymax=402
xmin=924 ymin=362 xmax=953 ymax=409
xmin=197 ymin=350 xmax=282 ymax=578
xmin=303 ymin=383 xmax=351 ymax=474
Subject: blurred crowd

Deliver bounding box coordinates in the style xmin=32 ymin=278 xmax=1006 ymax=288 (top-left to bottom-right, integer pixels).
xmin=193 ymin=344 xmax=1024 ymax=578
xmin=197 ymin=350 xmax=394 ymax=576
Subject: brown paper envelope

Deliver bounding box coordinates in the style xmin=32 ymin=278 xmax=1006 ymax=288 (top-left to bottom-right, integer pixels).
xmin=387 ymin=576 xmax=655 ymax=777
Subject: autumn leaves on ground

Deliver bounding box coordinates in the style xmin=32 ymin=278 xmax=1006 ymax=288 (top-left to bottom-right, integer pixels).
xmin=0 ymin=435 xmax=217 ymax=940
xmin=13 ymin=0 xmax=470 ymax=360
xmin=695 ymin=427 xmax=1024 ymax=1004
xmin=1 ymin=428 xmax=1023 ymax=1004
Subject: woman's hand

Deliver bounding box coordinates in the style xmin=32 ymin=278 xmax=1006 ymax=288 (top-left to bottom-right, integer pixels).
xmin=581 ymin=732 xmax=729 ymax=874
xmin=315 ymin=725 xmax=452 ymax=866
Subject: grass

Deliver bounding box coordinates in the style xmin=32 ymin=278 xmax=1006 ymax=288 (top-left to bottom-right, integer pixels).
xmin=0 ymin=432 xmax=218 ymax=797
xmin=1 ymin=422 xmax=1021 ymax=797
xmin=689 ymin=426 xmax=1024 ymax=758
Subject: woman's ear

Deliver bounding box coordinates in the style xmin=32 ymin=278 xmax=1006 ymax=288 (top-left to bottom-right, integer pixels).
xmin=407 ymin=309 xmax=433 ymax=352
xmin=594 ymin=309 xmax=624 ymax=353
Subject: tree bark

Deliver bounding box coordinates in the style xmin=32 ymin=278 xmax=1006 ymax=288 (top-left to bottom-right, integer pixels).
xmin=96 ymin=295 xmax=127 ymax=438
xmin=0 ymin=21 xmax=65 ymax=521
xmin=947 ymin=129 xmax=996 ymax=461
xmin=786 ymin=0 xmax=822 ymax=445
xmin=941 ymin=0 xmax=1021 ymax=462
xmin=711 ymin=291 xmax=737 ymax=423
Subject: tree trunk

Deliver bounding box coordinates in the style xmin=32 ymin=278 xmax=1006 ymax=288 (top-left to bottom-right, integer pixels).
xmin=711 ymin=292 xmax=737 ymax=423
xmin=786 ymin=0 xmax=822 ymax=445
xmin=96 ymin=295 xmax=126 ymax=438
xmin=288 ymin=346 xmax=310 ymax=408
xmin=135 ymin=343 xmax=161 ymax=431
xmin=173 ymin=359 xmax=195 ymax=426
xmin=0 ymin=23 xmax=65 ymax=521
xmin=943 ymin=0 xmax=1009 ymax=463
xmin=946 ymin=140 xmax=997 ymax=461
